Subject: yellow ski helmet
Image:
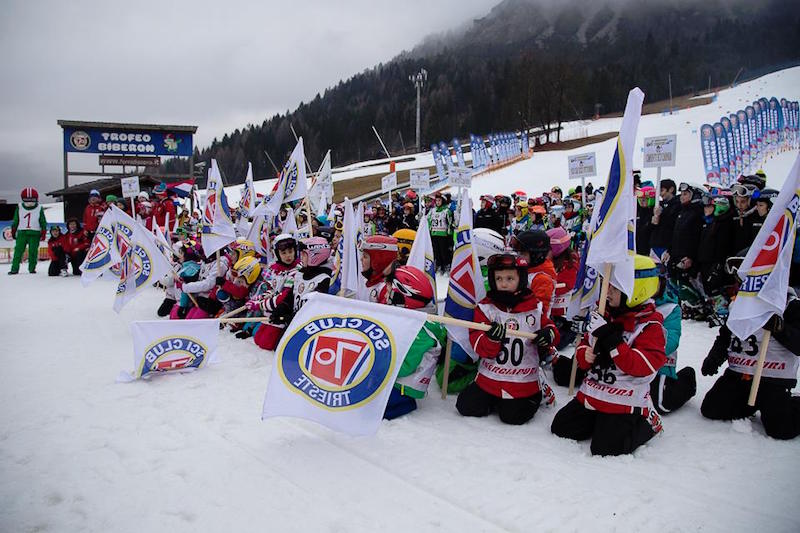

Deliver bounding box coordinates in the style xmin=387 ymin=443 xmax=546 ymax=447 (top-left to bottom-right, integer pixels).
xmin=628 ymin=255 xmax=660 ymax=307
xmin=234 ymin=238 xmax=256 ymax=263
xmin=393 ymin=229 xmax=416 ymax=258
xmin=234 ymin=255 xmax=261 ymax=285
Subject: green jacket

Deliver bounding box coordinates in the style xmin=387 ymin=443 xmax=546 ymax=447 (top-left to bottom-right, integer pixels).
xmin=428 ymin=206 xmax=453 ymax=237
xmin=395 ymin=321 xmax=447 ymax=399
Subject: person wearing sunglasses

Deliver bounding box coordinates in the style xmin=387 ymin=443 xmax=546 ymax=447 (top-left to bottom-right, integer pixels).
xmin=456 ymin=253 xmax=559 ymax=425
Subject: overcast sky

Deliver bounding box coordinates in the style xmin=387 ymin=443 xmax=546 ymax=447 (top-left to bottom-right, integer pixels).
xmin=0 ymin=0 xmax=496 ymax=201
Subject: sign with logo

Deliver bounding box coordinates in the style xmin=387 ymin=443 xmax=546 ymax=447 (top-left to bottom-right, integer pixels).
xmin=409 ymin=169 xmax=430 ymax=190
xmin=262 ymin=293 xmax=427 ymax=435
xmin=449 ymin=168 xmax=472 ymax=188
xmin=643 ymin=135 xmax=677 ymax=168
xmin=99 ymin=155 xmax=161 ymax=167
xmin=381 ymin=172 xmax=397 ymax=193
xmin=120 ymin=176 xmax=140 ymax=199
xmin=63 ymin=127 xmax=193 ymax=157
xmin=568 ymin=152 xmax=597 ymax=180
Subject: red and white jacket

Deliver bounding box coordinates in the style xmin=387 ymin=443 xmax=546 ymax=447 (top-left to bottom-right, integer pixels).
xmin=576 ymin=303 xmax=666 ymax=415
xmin=551 ymin=259 xmax=578 ymax=318
xmin=469 ymin=291 xmax=559 ymax=399
xmin=527 ymin=259 xmax=556 ymax=316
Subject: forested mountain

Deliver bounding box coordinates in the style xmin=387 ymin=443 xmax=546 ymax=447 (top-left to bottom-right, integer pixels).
xmin=188 ymin=0 xmax=800 ymax=182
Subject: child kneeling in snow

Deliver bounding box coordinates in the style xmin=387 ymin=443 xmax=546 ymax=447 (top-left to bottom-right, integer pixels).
xmin=379 ymin=265 xmax=446 ymax=419
xmin=456 ymin=253 xmax=559 ymax=425
xmin=700 ymin=288 xmax=800 ymax=440
xmin=245 ymin=234 xmax=299 ymax=343
xmin=252 ymin=237 xmax=332 ymax=349
xmin=551 ymin=255 xmax=665 ymax=456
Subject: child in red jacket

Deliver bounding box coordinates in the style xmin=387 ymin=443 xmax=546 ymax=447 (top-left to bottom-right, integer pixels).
xmin=511 ymin=229 xmax=556 ymax=316
xmin=456 ymin=253 xmax=560 ymax=425
xmin=47 ymin=225 xmax=68 ymax=277
xmin=551 ymin=255 xmax=666 ymax=456
xmin=62 ymin=218 xmax=90 ymax=275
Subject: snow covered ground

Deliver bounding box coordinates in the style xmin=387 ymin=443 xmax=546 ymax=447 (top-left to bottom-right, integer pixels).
xmin=3 ymin=67 xmax=800 ymax=532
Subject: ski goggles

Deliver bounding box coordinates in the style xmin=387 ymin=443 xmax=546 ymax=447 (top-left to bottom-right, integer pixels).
xmin=487 ymin=253 xmax=528 ymax=269
xmin=678 ymin=182 xmax=692 ymax=192
xmin=731 ymin=183 xmax=758 ymax=197
xmin=274 ymin=240 xmax=296 ymax=252
xmin=701 ymin=194 xmax=714 ymax=206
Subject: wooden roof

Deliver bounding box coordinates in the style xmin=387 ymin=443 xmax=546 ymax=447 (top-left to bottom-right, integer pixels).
xmin=57 ymin=120 xmax=197 ymax=133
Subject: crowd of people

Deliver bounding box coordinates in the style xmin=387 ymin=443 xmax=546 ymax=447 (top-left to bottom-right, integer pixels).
xmin=8 ymin=166 xmax=800 ymax=453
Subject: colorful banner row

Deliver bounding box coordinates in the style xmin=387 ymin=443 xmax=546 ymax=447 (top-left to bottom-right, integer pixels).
xmin=700 ymin=96 xmax=799 ymax=186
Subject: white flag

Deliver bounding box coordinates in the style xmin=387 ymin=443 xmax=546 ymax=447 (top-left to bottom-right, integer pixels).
xmin=310 ymin=150 xmax=332 ymax=215
xmin=113 ymin=222 xmax=174 ymax=313
xmin=282 ymin=207 xmax=299 ymax=237
xmin=728 ymin=154 xmax=800 ymax=340
xmin=80 ymin=205 xmax=125 ymax=285
xmin=239 ymin=162 xmax=256 ymax=217
xmin=442 ymin=194 xmax=486 ymax=362
xmin=201 ymin=159 xmax=237 ymax=256
xmin=407 ymin=212 xmax=436 ymax=297
xmin=127 ymin=320 xmax=219 ymax=380
xmin=247 ymin=214 xmax=273 ymax=263
xmin=585 ymin=87 xmax=644 ymax=298
xmin=282 ymin=137 xmax=309 ymax=203
xmin=339 ymin=198 xmax=362 ymax=296
xmin=262 ymin=293 xmax=427 ymax=435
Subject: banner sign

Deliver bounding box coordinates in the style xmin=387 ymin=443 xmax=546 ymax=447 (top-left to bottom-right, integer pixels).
xmin=99 ymin=155 xmax=161 ymax=167
xmin=450 ymin=169 xmax=472 ymax=188
xmin=63 ymin=127 xmax=193 ymax=156
xmin=642 ymin=135 xmax=677 ymax=168
xmin=409 ymin=169 xmax=430 ymax=190
xmin=120 ymin=176 xmax=140 ymax=199
xmin=452 ymin=138 xmax=467 ymax=169
xmin=568 ymin=152 xmax=597 ymax=179
xmin=381 ymin=172 xmax=397 ymax=193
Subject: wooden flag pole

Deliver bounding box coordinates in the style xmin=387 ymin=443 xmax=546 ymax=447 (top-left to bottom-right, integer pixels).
xmin=568 ymin=263 xmax=612 ymax=395
xmin=441 ymin=337 xmax=453 ymax=400
xmin=220 ymin=304 xmax=248 ymax=320
xmin=747 ymin=330 xmax=772 ymax=407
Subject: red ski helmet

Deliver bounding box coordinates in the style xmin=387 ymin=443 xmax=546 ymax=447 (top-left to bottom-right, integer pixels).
xmin=21 ymin=187 xmax=39 ymax=201
xmin=381 ymin=265 xmax=434 ymax=309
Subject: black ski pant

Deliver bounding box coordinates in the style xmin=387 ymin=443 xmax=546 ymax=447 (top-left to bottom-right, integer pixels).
xmin=67 ymin=250 xmax=86 ymax=275
xmin=456 ymin=382 xmax=541 ymax=425
xmin=552 ymin=355 xmax=586 ymax=388
xmin=431 ymin=235 xmax=453 ymax=272
xmin=48 ymin=248 xmax=66 ymax=276
xmin=650 ymin=367 xmax=697 ymax=415
xmin=701 ymin=369 xmax=800 ymax=440
xmin=551 ymin=398 xmax=656 ymax=456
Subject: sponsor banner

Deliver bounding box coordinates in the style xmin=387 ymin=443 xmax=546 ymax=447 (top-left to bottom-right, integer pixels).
xmin=714 ymin=122 xmax=731 ymax=186
xmin=63 ymin=127 xmax=192 ymax=156
xmin=700 ymin=124 xmax=721 ymax=183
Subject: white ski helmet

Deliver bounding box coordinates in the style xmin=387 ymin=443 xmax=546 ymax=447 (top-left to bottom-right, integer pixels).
xmin=473 ymin=228 xmax=506 ymax=268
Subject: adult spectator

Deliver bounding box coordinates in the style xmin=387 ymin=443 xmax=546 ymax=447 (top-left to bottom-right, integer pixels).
xmin=664 ymin=183 xmax=704 ymax=276
xmin=63 ymin=218 xmax=90 ymax=275
xmin=152 ymin=184 xmax=177 ymax=228
xmin=474 ymin=195 xmax=504 ymax=234
xmin=649 ymin=179 xmax=679 ymax=259
xmin=82 ymin=189 xmax=106 ymax=238
xmin=731 ymin=183 xmax=759 ymax=253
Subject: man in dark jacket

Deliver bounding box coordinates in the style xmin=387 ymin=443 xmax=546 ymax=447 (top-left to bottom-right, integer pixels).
xmin=474 ymin=195 xmax=504 ymax=234
xmin=731 ymin=185 xmax=759 ymax=253
xmin=649 ymin=179 xmax=680 ymax=259
xmin=665 ymin=184 xmax=704 ymax=276
xmin=697 ymin=195 xmax=735 ymax=296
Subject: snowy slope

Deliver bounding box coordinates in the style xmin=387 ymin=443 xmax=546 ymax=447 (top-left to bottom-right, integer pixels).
xmin=3 ymin=67 xmax=800 ymax=533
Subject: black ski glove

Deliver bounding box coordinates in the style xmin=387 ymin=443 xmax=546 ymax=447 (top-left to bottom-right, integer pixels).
xmin=486 ymin=321 xmax=506 ymax=342
xmin=701 ymin=354 xmax=724 ymax=376
xmin=535 ymin=326 xmax=555 ymax=349
xmin=591 ymin=322 xmax=623 ymax=357
xmin=764 ymin=314 xmax=785 ymax=334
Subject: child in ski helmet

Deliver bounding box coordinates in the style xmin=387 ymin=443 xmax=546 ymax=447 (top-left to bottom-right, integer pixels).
xmin=381 ymin=265 xmax=447 ymax=420
xmin=700 ymin=287 xmax=800 ymax=440
xmin=456 ymin=252 xmax=559 ymax=425
xmin=361 ymin=235 xmax=399 ymax=302
xmin=551 ymin=255 xmax=666 ymax=456
xmin=511 ymin=229 xmax=556 ymax=316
